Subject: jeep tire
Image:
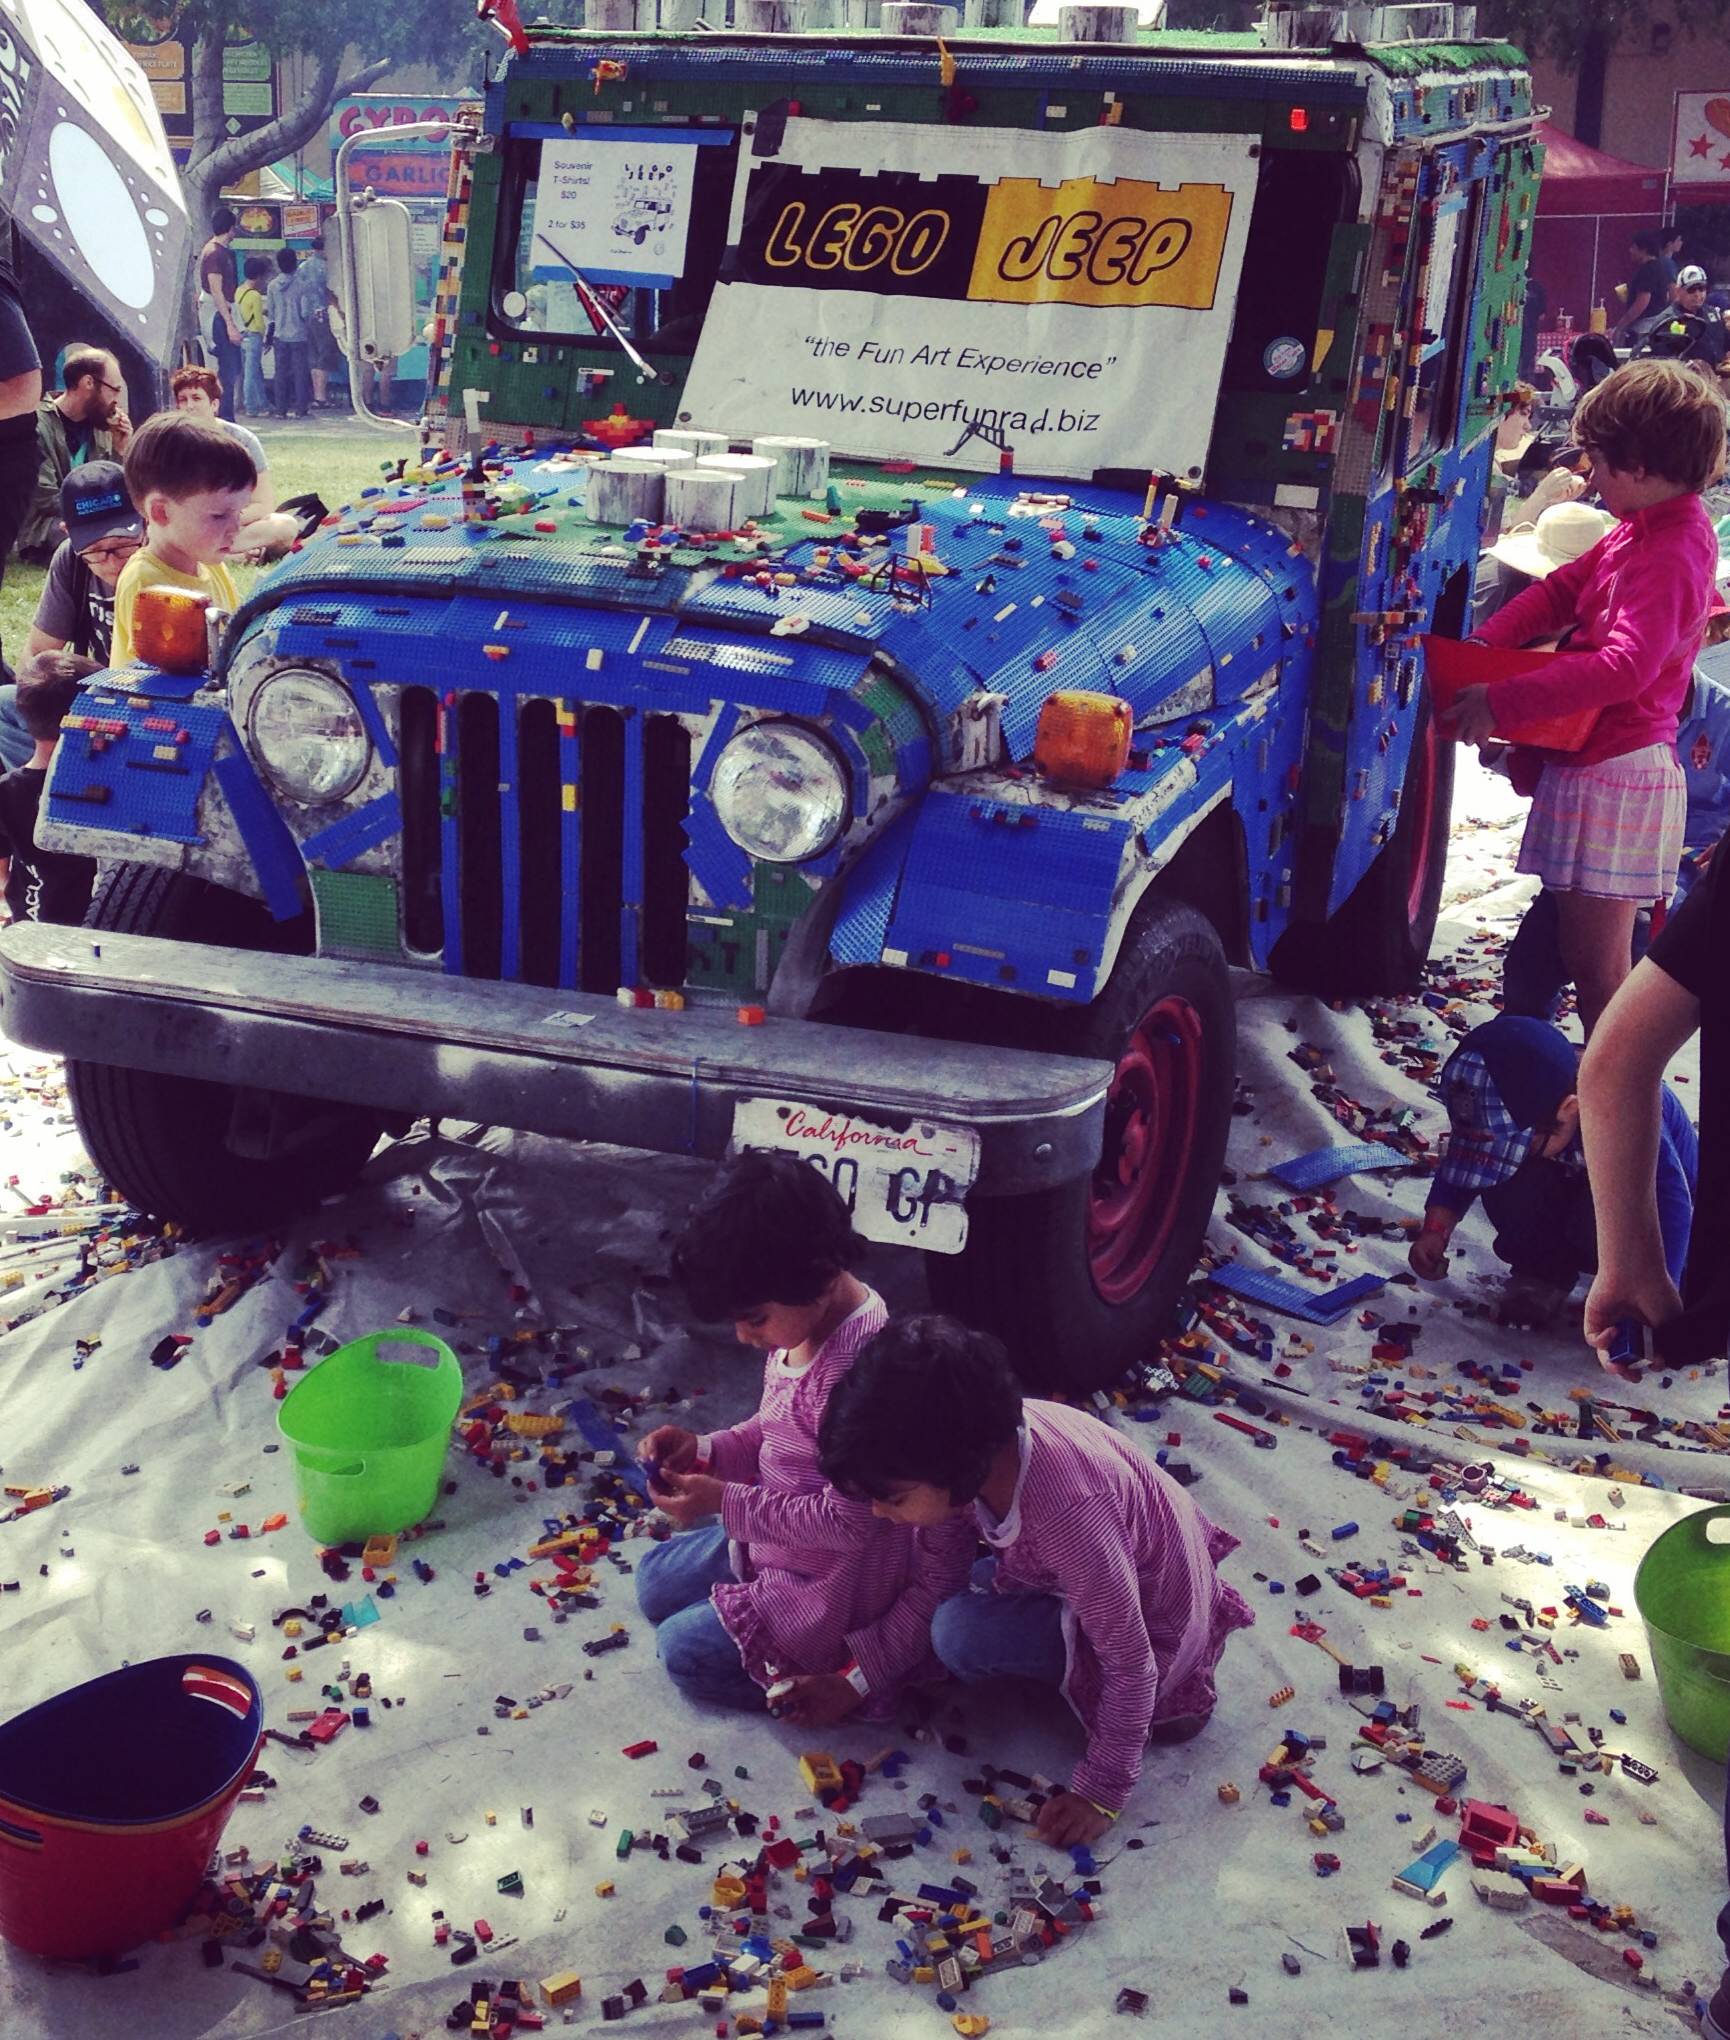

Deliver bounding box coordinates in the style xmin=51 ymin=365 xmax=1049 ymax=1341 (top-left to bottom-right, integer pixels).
xmin=66 ymin=866 xmax=384 ymax=1234
xmin=928 ymin=895 xmax=1235 ymax=1393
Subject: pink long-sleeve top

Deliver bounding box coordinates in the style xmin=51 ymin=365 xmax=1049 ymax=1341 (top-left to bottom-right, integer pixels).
xmin=699 ymin=1290 xmax=976 ymax=1713
xmin=975 ymin=1400 xmax=1253 ymax=1812
xmin=1476 ymin=492 xmax=1719 ymax=767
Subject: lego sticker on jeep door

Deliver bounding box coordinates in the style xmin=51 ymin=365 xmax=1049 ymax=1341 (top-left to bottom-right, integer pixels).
xmin=680 ymin=116 xmax=1256 ymax=481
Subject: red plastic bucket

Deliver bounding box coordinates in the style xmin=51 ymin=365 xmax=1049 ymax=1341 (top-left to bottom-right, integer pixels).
xmin=0 ymin=1656 xmax=262 ymax=1958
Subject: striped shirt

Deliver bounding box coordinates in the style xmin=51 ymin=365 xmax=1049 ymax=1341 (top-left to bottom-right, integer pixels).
xmin=701 ymin=1291 xmax=976 ymax=1712
xmin=975 ymin=1399 xmax=1253 ymax=1811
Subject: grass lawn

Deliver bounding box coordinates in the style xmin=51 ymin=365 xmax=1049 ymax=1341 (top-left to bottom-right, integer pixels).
xmin=1 ymin=414 xmax=418 ymax=669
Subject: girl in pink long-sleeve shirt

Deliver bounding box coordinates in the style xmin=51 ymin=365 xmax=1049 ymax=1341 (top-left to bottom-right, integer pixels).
xmin=635 ymin=1154 xmax=975 ymax=1728
xmin=1445 ymin=361 xmax=1726 ymax=1037
xmin=820 ymin=1314 xmax=1253 ymax=1849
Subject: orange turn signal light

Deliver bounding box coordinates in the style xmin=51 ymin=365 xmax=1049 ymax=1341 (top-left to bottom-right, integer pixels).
xmin=1034 ymin=690 xmax=1133 ymax=788
xmin=131 ymin=584 xmax=211 ymax=674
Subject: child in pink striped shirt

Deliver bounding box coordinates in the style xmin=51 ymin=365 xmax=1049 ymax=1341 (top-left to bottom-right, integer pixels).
xmin=820 ymin=1315 xmax=1252 ymax=1847
xmin=636 ymin=1154 xmax=974 ymax=1727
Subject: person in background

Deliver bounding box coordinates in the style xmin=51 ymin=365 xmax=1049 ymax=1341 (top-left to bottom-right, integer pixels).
xmin=21 ymin=464 xmax=142 ymax=669
xmin=168 ymin=365 xmax=297 ymax=556
xmin=234 ymin=256 xmax=270 ymax=417
xmin=0 ymin=652 xmax=100 ymax=926
xmin=266 ymin=249 xmax=310 ymax=419
xmin=0 ymin=232 xmax=43 ymax=619
xmin=1611 ymin=229 xmax=1675 ymax=349
xmin=1640 ymin=265 xmax=1730 ymax=374
xmin=1411 ymin=1014 xmax=1695 ymax=1327
xmin=198 ymin=207 xmax=243 ymax=422
xmin=1472 ymin=493 xmax=1612 ymax=637
xmin=296 ymin=235 xmax=339 ymax=410
xmin=110 ymin=413 xmax=251 ymax=667
xmin=16 ymin=346 xmax=129 ymax=565
xmin=0 ymin=463 xmax=141 ymax=770
xmin=1443 ymin=362 xmax=1726 ymax=1041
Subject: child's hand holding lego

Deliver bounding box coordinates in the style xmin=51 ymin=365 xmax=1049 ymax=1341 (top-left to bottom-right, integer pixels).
xmin=1036 ymin=1790 xmax=1114 ymax=1849
xmin=1408 ymin=1210 xmax=1455 ymax=1280
xmin=774 ymin=1672 xmax=862 ymax=1728
xmin=1584 ymin=1266 xmax=1683 ymax=1378
xmin=639 ymin=1424 xmax=700 ymax=1478
xmin=649 ymin=1466 xmax=724 ymax=1527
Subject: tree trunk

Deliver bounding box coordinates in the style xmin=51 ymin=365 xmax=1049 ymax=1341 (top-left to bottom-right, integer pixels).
xmin=1574 ymin=26 xmax=1610 ymax=148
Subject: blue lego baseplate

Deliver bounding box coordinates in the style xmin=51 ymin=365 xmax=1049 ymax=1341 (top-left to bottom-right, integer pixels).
xmin=1210 ymin=1262 xmax=1386 ymax=1326
xmin=1270 ymin=1141 xmax=1407 ymax=1191
xmin=50 ymin=686 xmax=227 ymax=845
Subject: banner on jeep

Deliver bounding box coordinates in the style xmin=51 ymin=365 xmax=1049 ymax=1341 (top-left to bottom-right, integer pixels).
xmin=679 ymin=116 xmax=1256 ymax=480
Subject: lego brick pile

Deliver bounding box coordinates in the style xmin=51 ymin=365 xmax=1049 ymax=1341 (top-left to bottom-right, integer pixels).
xmin=0 ymin=754 xmax=1724 ymax=2039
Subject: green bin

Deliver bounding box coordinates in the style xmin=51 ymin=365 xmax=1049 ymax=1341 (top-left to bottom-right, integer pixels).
xmin=277 ymin=1328 xmax=462 ymax=1545
xmin=1633 ymin=1503 xmax=1730 ymax=1761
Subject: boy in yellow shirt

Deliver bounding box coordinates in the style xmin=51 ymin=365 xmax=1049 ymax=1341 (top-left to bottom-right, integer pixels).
xmin=112 ymin=411 xmax=253 ymax=665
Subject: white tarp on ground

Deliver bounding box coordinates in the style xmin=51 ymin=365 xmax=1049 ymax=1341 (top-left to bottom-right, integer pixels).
xmin=0 ymin=757 xmax=1723 ymax=2040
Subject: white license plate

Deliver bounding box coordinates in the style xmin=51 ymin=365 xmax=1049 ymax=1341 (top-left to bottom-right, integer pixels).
xmin=730 ymin=1097 xmax=981 ymax=1254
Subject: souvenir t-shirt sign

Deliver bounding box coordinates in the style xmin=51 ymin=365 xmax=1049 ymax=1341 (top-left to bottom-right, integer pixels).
xmin=680 ymin=116 xmax=1258 ymax=480
xmin=527 ymin=133 xmax=701 ymax=288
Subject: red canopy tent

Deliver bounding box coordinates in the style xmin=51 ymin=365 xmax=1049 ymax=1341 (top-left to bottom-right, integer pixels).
xmin=1530 ymin=121 xmax=1669 ymax=331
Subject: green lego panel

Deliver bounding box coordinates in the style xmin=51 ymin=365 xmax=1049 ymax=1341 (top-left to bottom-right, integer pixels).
xmin=685 ymin=862 xmax=815 ymax=998
xmin=311 ymin=869 xmax=406 ymax=963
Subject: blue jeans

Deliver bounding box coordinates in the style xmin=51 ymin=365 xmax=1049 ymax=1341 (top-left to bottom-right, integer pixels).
xmin=210 ymin=321 xmax=241 ymax=422
xmin=239 ymin=333 xmax=266 ymax=415
xmin=634 ymin=1522 xmax=763 ymax=1710
xmin=0 ymin=685 xmax=33 ymax=770
xmin=931 ymin=1556 xmax=1068 ymax=1687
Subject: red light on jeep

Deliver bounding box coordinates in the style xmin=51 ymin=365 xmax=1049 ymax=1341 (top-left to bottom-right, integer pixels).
xmin=1289 ymin=107 xmax=1309 ymax=131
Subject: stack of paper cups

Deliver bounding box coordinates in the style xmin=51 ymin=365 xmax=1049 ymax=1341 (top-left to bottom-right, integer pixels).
xmin=1057 ymin=3 xmax=1138 ymax=37
xmin=585 ymin=456 xmax=667 ymax=525
xmin=695 ymin=453 xmax=779 ymax=519
xmin=665 ymin=467 xmax=744 ymax=532
xmin=752 ymin=435 xmax=830 ymax=500
xmin=615 ymin=445 xmax=695 ymax=475
xmin=654 ymin=428 xmax=731 ymax=459
xmin=881 ymin=1 xmax=959 ymax=28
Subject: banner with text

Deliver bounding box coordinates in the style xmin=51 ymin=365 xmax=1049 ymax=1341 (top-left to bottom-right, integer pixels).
xmin=679 ymin=117 xmax=1257 ymax=479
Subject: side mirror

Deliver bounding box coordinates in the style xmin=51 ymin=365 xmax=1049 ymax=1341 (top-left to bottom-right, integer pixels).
xmin=348 ymin=191 xmax=417 ymax=365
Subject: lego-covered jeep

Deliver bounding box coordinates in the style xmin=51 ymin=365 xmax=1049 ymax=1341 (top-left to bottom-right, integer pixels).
xmin=0 ymin=1 xmax=1540 ymax=1387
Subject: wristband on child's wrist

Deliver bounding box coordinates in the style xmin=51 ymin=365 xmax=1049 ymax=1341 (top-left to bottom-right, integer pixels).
xmin=1080 ymin=1797 xmax=1120 ymax=1821
xmin=839 ymin=1658 xmax=870 ymax=1698
xmin=1419 ymin=1211 xmax=1452 ymax=1237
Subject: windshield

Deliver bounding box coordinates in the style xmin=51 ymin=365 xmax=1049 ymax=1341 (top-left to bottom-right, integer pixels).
xmin=492 ymin=130 xmax=737 ymax=352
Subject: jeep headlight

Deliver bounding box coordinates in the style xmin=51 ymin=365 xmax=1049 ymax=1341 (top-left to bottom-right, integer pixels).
xmin=711 ymin=722 xmax=849 ymax=863
xmin=248 ymin=670 xmax=371 ymax=805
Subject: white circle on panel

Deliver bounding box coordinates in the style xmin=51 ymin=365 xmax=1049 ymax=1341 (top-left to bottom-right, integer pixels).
xmin=31 ymin=204 xmax=57 ymax=223
xmin=145 ymin=207 xmax=168 ymax=225
xmin=49 ymin=121 xmax=154 ymax=308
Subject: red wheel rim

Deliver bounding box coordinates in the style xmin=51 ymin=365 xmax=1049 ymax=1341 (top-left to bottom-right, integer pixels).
xmin=1086 ymin=993 xmax=1205 ymax=1306
xmin=1403 ymin=710 xmax=1440 ymax=929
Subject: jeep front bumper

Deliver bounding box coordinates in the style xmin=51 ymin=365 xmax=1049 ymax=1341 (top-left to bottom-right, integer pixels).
xmin=0 ymin=925 xmax=1110 ymax=1197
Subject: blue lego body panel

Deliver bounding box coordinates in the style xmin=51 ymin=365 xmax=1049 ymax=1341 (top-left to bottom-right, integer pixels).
xmin=50 ymin=465 xmax=1319 ymax=1002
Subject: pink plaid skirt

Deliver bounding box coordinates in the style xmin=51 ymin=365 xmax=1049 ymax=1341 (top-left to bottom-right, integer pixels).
xmin=1517 ymin=743 xmax=1685 ymax=900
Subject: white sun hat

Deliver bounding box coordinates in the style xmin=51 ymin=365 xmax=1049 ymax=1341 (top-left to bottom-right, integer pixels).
xmin=1487 ymin=500 xmax=1617 ymax=580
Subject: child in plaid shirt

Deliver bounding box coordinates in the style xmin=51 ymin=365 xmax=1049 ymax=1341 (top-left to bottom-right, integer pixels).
xmin=1410 ymin=1014 xmax=1695 ymax=1326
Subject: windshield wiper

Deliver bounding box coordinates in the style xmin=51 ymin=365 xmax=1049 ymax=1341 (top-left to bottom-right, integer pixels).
xmin=532 ymin=229 xmax=661 ymax=384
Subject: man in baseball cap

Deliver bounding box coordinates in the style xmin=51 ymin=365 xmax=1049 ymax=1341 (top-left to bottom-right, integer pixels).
xmin=1640 ymin=265 xmax=1729 ymax=370
xmin=0 ymin=460 xmax=143 ymax=769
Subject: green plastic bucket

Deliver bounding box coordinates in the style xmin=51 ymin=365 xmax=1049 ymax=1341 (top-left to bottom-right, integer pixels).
xmin=277 ymin=1328 xmax=462 ymax=1545
xmin=1633 ymin=1504 xmax=1730 ymax=1761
